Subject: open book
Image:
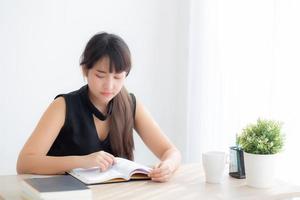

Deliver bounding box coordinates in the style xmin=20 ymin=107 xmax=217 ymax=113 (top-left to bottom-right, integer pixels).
xmin=68 ymin=157 xmax=152 ymax=184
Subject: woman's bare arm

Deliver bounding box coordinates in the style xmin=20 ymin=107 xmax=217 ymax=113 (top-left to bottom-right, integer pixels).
xmin=134 ymin=99 xmax=181 ymax=182
xmin=17 ymin=97 xmax=80 ymax=174
xmin=17 ymin=97 xmax=115 ymax=174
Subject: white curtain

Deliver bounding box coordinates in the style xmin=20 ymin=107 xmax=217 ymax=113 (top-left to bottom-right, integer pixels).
xmin=186 ymin=0 xmax=300 ymax=184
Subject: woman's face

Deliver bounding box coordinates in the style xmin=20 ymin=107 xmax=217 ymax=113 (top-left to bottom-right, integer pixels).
xmin=85 ymin=56 xmax=127 ymax=106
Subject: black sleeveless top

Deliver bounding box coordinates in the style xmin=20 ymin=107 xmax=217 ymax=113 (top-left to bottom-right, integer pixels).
xmin=47 ymin=85 xmax=136 ymax=157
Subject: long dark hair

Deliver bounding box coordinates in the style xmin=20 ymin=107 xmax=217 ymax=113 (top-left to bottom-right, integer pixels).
xmin=80 ymin=32 xmax=134 ymax=160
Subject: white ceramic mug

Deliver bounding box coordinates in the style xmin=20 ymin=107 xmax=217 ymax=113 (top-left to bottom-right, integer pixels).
xmin=202 ymin=151 xmax=226 ymax=183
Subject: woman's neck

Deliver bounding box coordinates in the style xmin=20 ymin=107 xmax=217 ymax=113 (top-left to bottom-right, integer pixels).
xmin=88 ymin=91 xmax=108 ymax=114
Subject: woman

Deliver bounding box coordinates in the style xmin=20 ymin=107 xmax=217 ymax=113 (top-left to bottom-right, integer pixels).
xmin=17 ymin=32 xmax=181 ymax=182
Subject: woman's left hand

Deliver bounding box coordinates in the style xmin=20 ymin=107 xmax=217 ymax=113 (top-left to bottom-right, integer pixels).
xmin=148 ymin=161 xmax=174 ymax=182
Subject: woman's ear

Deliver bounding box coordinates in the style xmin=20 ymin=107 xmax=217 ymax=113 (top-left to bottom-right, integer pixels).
xmin=81 ymin=65 xmax=88 ymax=77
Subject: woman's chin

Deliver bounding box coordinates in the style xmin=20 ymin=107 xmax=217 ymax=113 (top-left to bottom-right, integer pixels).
xmin=100 ymin=95 xmax=114 ymax=102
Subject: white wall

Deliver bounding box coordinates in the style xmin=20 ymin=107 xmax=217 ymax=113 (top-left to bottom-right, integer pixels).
xmin=0 ymin=0 xmax=189 ymax=175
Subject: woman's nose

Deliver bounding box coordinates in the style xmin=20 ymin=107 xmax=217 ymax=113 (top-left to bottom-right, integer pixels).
xmin=104 ymin=77 xmax=114 ymax=90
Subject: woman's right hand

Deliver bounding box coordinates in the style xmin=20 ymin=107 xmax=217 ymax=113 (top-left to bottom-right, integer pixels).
xmin=81 ymin=151 xmax=116 ymax=172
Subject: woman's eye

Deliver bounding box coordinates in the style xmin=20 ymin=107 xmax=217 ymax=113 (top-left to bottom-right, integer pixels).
xmin=114 ymin=76 xmax=122 ymax=79
xmin=96 ymin=74 xmax=104 ymax=78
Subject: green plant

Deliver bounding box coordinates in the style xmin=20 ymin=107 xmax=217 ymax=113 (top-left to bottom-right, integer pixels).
xmin=237 ymin=118 xmax=284 ymax=154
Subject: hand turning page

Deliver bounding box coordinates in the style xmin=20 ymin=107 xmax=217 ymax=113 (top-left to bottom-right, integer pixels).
xmin=68 ymin=157 xmax=152 ymax=184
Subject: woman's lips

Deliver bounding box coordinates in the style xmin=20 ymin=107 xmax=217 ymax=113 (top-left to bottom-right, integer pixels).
xmin=101 ymin=92 xmax=113 ymax=97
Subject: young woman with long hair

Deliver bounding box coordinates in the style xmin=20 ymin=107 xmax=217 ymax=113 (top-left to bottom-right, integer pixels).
xmin=17 ymin=32 xmax=181 ymax=182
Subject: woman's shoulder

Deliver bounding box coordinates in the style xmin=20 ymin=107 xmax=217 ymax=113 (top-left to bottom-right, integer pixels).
xmin=52 ymin=86 xmax=88 ymax=112
xmin=38 ymin=96 xmax=66 ymax=129
xmin=54 ymin=86 xmax=86 ymax=100
xmin=50 ymin=96 xmax=66 ymax=112
xmin=50 ymin=87 xmax=84 ymax=116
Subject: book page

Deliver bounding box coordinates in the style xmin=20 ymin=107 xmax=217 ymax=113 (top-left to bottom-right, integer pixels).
xmin=70 ymin=167 xmax=123 ymax=184
xmin=69 ymin=157 xmax=152 ymax=184
xmin=113 ymin=158 xmax=152 ymax=180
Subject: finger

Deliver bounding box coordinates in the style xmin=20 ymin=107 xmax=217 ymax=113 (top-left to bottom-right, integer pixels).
xmin=150 ymin=169 xmax=170 ymax=178
xmin=149 ymin=163 xmax=161 ymax=175
xmin=151 ymin=167 xmax=162 ymax=173
xmin=150 ymin=163 xmax=168 ymax=175
xmin=99 ymin=158 xmax=110 ymax=169
xmin=149 ymin=168 xmax=162 ymax=176
xmin=97 ymin=152 xmax=114 ymax=166
xmin=154 ymin=162 xmax=170 ymax=171
xmin=104 ymin=152 xmax=116 ymax=160
xmin=150 ymin=163 xmax=172 ymax=178
xmin=151 ymin=174 xmax=170 ymax=182
xmin=102 ymin=154 xmax=115 ymax=166
xmin=154 ymin=162 xmax=162 ymax=169
xmin=152 ymin=163 xmax=164 ymax=171
xmin=154 ymin=172 xmax=171 ymax=180
xmin=104 ymin=153 xmax=116 ymax=164
xmin=99 ymin=163 xmax=107 ymax=172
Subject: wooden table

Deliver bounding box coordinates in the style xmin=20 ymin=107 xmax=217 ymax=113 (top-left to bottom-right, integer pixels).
xmin=1 ymin=164 xmax=300 ymax=200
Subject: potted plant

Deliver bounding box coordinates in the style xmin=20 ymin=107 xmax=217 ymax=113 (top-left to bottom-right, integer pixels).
xmin=237 ymin=118 xmax=284 ymax=188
